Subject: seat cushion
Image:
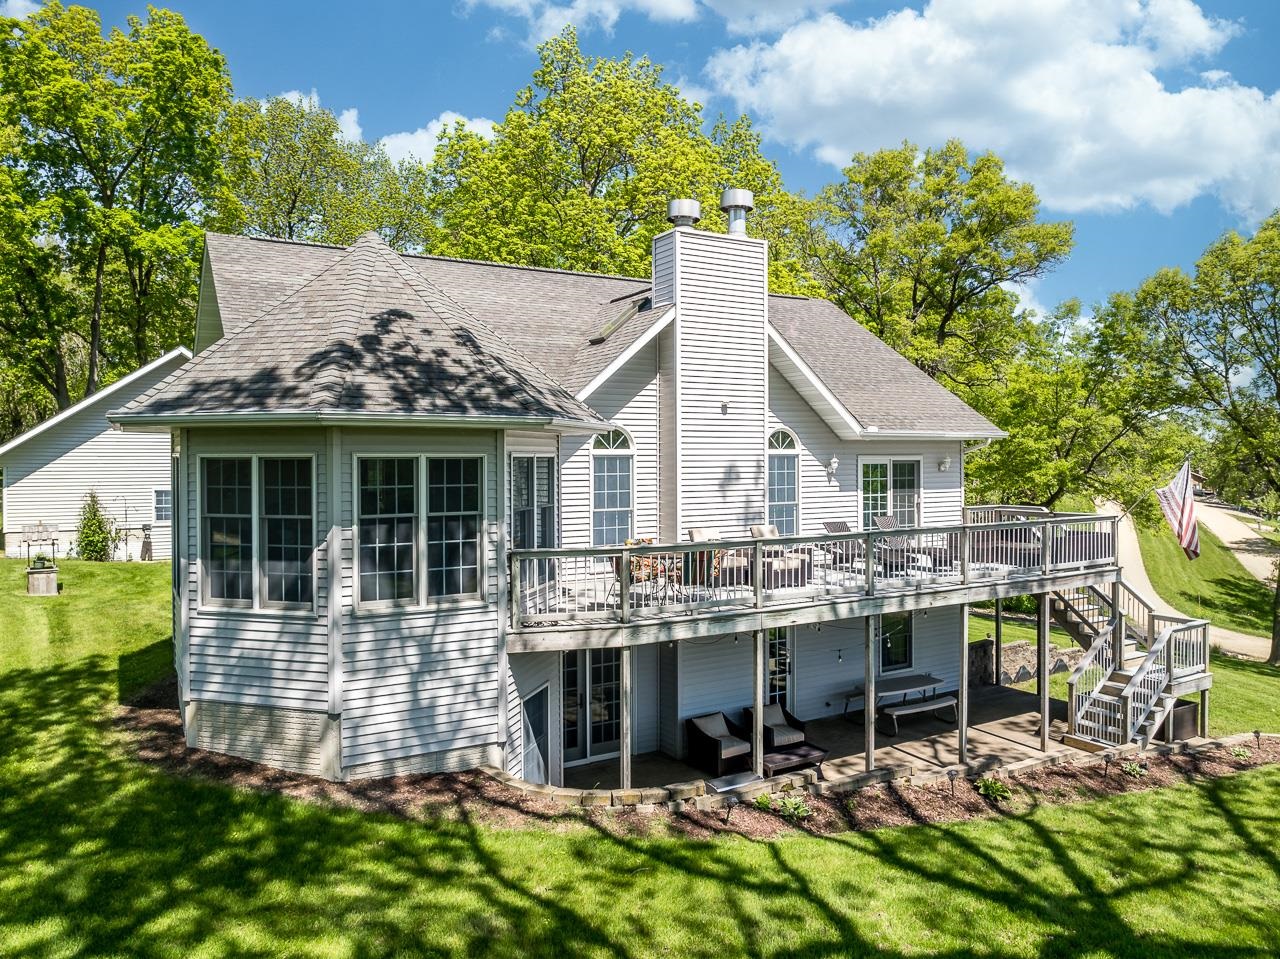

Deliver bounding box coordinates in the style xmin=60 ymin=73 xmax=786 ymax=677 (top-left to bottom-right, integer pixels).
xmin=767 ymin=724 xmax=804 ymax=747
xmin=688 ymin=527 xmax=720 ymax=542
xmin=750 ymin=524 xmax=781 ymax=539
xmin=761 ymin=703 xmax=788 ymax=726
xmin=718 ymin=736 xmax=751 ymax=758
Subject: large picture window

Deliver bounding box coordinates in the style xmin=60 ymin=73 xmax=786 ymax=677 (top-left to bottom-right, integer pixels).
xmin=862 ymin=458 xmax=920 ymax=530
xmin=202 ymin=458 xmax=253 ymax=602
xmin=262 ymin=458 xmax=314 ymax=606
xmin=426 ymin=457 xmax=483 ymax=597
xmin=767 ymin=430 xmax=799 ymax=535
xmin=358 ymin=457 xmax=418 ymax=604
xmin=879 ymin=611 xmax=913 ymax=673
xmin=591 ymin=429 xmax=632 ymax=546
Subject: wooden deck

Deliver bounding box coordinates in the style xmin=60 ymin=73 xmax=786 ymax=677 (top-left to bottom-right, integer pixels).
xmin=563 ymin=686 xmax=1085 ymax=791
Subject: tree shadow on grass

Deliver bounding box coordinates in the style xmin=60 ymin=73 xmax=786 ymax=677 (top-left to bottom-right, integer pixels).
xmin=3 ymin=658 xmax=1280 ymax=958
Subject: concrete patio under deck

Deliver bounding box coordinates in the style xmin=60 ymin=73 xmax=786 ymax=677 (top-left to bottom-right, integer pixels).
xmin=562 ymin=686 xmax=1085 ymax=792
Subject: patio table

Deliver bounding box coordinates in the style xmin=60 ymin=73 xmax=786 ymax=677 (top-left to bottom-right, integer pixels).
xmin=841 ymin=672 xmax=943 ymax=719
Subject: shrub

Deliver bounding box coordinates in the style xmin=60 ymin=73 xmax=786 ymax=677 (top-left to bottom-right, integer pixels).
xmin=1120 ymin=761 xmax=1147 ymax=779
xmin=752 ymin=794 xmax=773 ymax=811
xmin=775 ymin=794 xmax=812 ymax=822
xmin=975 ymin=777 xmax=1013 ymax=802
xmin=1230 ymin=746 xmax=1251 ymax=760
xmin=77 ymin=491 xmax=119 ymax=562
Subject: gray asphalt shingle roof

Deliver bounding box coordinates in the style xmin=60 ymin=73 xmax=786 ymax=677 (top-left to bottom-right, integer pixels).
xmin=117 ymin=232 xmax=607 ymax=427
xmin=125 ymin=231 xmax=1001 ymax=437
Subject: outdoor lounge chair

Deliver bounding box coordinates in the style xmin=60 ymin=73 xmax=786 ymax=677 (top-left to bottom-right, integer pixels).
xmin=872 ymin=515 xmax=956 ymax=573
xmin=821 ymin=521 xmax=867 ymax=570
xmin=685 ymin=711 xmax=752 ymax=777
xmin=750 ymin=524 xmax=812 ymax=588
xmin=686 ymin=527 xmax=751 ymax=589
xmin=741 ymin=703 xmax=807 ymax=749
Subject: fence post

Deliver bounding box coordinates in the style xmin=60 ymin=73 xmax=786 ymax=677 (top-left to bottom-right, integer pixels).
xmin=619 ymin=549 xmax=631 ymax=625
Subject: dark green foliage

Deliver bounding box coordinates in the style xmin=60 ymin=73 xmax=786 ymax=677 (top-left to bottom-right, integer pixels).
xmin=76 ymin=491 xmax=117 ymax=562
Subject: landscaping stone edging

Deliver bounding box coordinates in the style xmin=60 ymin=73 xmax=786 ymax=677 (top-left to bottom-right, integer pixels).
xmin=477 ymin=732 xmax=1277 ymax=813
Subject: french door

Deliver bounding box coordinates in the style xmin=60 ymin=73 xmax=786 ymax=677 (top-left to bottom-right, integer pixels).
xmin=861 ymin=458 xmax=921 ymax=529
xmin=562 ymin=649 xmax=622 ymax=764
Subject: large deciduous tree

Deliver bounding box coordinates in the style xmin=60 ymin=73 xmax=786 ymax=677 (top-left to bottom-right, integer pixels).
xmin=809 ymin=140 xmax=1073 ymax=388
xmin=222 ymin=96 xmax=432 ymax=251
xmin=965 ymin=296 xmax=1189 ymax=516
xmin=0 ymin=1 xmax=231 ymax=394
xmin=426 ymin=28 xmax=814 ymax=292
xmin=1140 ymin=213 xmax=1280 ymax=664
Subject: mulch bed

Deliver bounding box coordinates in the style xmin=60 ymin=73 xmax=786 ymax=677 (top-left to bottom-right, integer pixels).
xmin=113 ymin=682 xmax=1279 ymax=840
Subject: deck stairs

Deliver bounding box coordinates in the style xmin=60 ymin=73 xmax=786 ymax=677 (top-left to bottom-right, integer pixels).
xmin=1048 ymin=581 xmax=1211 ymax=751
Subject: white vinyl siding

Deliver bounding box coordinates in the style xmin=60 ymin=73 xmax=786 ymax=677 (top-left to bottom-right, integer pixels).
xmin=0 ymin=351 xmax=187 ymax=560
xmin=560 ymin=341 xmax=659 ymax=549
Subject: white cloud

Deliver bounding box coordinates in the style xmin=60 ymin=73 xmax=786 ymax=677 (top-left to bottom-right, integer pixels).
xmin=379 ymin=111 xmax=498 ymax=163
xmin=705 ymin=0 xmax=1280 ymax=221
xmin=0 ymin=0 xmax=40 ymax=18
xmin=672 ymin=73 xmax=713 ymax=108
xmin=466 ymin=0 xmax=698 ymax=42
xmin=700 ymin=0 xmax=846 ymax=36
xmin=336 ymin=107 xmax=363 ymax=142
xmin=276 ymin=88 xmax=321 ymax=110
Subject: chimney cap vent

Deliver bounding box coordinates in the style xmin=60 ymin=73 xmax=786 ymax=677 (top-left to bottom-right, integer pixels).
xmin=719 ymin=188 xmax=755 ymax=213
xmin=667 ymin=198 xmax=701 ymax=227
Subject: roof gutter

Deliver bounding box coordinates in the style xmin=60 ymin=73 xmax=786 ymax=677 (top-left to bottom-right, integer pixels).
xmin=107 ymin=410 xmax=609 ymax=435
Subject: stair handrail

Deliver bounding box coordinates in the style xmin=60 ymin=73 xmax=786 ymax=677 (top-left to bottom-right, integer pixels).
xmin=1068 ymin=612 xmax=1122 ymax=741
xmin=1120 ymin=623 xmax=1175 ymax=742
xmin=1086 ymin=580 xmax=1157 ymax=649
xmin=1057 ymin=588 xmax=1105 ymax=639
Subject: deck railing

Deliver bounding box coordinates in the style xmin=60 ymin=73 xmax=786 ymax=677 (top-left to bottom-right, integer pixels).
xmin=510 ymin=511 xmax=1119 ymax=632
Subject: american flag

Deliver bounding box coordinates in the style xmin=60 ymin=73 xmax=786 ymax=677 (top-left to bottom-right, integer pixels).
xmin=1155 ymin=461 xmax=1200 ymax=560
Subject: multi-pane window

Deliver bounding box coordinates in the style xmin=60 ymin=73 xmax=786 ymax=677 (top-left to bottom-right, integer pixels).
xmin=512 ymin=455 xmax=556 ymax=550
xmin=262 ymin=458 xmax=314 ymax=606
xmin=767 ymin=626 xmax=792 ymax=707
xmin=892 ymin=461 xmax=920 ymax=527
xmin=591 ymin=429 xmax=632 ymax=546
xmin=202 ymin=458 xmax=253 ymax=602
xmin=426 ymin=458 xmax=482 ymax=597
xmin=358 ymin=457 xmax=417 ymax=604
xmin=767 ymin=430 xmax=799 ymax=534
xmin=879 ymin=611 xmax=913 ymax=673
xmin=153 ymin=488 xmax=173 ymax=523
xmin=862 ymin=459 xmax=920 ymax=529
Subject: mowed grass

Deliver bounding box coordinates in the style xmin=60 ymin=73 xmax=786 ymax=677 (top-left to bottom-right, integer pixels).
xmin=2 ymin=558 xmax=1280 ymax=957
xmin=1137 ymin=522 xmax=1273 ymax=638
xmin=968 ymin=611 xmax=1076 ymax=649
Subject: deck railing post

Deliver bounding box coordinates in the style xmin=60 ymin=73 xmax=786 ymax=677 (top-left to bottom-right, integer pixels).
xmin=864 ymin=532 xmax=876 ymax=596
xmin=753 ymin=541 xmax=764 ymax=609
xmin=509 ymin=554 xmax=522 ymax=631
xmin=619 ymin=549 xmax=631 ymax=625
xmin=1111 ymin=580 xmax=1125 ymax=665
xmin=1121 ymin=692 xmax=1133 ymax=745
xmin=959 ymin=525 xmax=971 ymax=584
xmin=1041 ymin=519 xmax=1053 ymax=574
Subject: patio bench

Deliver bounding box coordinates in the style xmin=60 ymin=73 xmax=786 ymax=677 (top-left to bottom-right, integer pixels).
xmin=877 ymin=694 xmax=959 ymax=737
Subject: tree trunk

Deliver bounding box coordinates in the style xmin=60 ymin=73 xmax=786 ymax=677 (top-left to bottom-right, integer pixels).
xmin=86 ymin=240 xmax=107 ymax=396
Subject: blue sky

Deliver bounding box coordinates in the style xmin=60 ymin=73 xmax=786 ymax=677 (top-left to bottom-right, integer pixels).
xmin=13 ymin=0 xmax=1280 ymax=314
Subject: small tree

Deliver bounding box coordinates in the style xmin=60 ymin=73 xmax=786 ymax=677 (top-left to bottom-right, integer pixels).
xmin=76 ymin=490 xmax=118 ymax=561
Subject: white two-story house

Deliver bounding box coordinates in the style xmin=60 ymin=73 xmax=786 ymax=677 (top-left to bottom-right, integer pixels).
xmin=111 ymin=194 xmax=1211 ymax=796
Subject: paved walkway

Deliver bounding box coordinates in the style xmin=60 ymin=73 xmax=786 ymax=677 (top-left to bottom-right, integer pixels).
xmin=1101 ymin=502 xmax=1271 ymax=661
xmin=1197 ymin=502 xmax=1279 ymax=583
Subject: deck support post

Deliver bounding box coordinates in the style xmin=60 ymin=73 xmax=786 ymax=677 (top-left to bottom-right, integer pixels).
xmin=620 ymin=645 xmax=632 ymax=790
xmin=958 ymin=604 xmax=969 ymax=766
xmin=864 ymin=615 xmax=876 ymax=773
xmin=1199 ymin=688 xmax=1209 ymax=739
xmin=1037 ymin=593 xmax=1050 ymax=752
xmin=1111 ymin=579 xmax=1125 ymax=665
xmin=993 ymin=598 xmax=1003 ymax=686
xmin=752 ymin=629 xmax=765 ymax=778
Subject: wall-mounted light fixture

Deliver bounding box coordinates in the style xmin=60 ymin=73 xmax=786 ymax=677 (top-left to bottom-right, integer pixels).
xmin=721 ymin=401 xmax=729 ymax=415
xmin=826 ymin=455 xmax=840 ymax=482
xmin=835 ymin=648 xmax=844 ymax=663
xmin=938 ymin=455 xmax=952 ymax=472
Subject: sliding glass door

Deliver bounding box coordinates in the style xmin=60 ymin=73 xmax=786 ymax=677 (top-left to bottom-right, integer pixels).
xmin=562 ymin=649 xmax=622 ymax=764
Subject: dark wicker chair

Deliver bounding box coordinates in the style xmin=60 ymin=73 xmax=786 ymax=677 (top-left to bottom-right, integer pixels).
xmin=741 ymin=703 xmax=807 ymax=750
xmin=685 ymin=711 xmax=752 ymax=777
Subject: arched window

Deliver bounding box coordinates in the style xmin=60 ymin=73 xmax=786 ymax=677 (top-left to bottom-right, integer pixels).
xmin=591 ymin=429 xmax=633 ymax=546
xmin=767 ymin=429 xmax=799 ymax=534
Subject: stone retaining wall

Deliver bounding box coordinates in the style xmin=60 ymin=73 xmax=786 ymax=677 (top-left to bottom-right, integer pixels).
xmin=968 ymin=638 xmax=1085 ymax=686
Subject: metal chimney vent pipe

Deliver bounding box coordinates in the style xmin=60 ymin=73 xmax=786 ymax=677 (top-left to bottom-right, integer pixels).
xmin=667 ymin=198 xmax=701 ymax=228
xmin=720 ymin=188 xmax=754 ymax=235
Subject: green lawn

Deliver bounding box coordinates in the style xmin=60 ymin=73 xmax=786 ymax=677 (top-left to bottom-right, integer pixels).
xmin=1136 ymin=522 xmax=1273 ymax=638
xmin=3 ymin=558 xmax=1280 ymax=957
xmin=968 ymin=611 xmax=1076 ymax=649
